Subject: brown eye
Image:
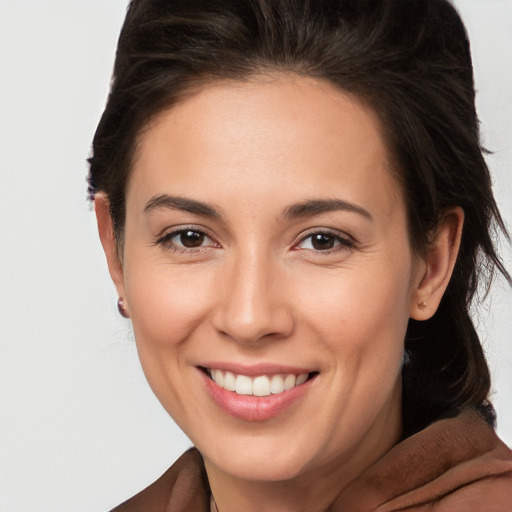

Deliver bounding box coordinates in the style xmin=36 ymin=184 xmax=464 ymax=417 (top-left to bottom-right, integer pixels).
xmin=296 ymin=231 xmax=353 ymax=252
xmin=179 ymin=230 xmax=205 ymax=248
xmin=157 ymin=228 xmax=217 ymax=252
xmin=311 ymin=233 xmax=336 ymax=250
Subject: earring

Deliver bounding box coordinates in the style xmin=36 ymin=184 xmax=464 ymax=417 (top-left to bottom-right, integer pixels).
xmin=117 ymin=297 xmax=130 ymax=318
xmin=418 ymin=301 xmax=428 ymax=311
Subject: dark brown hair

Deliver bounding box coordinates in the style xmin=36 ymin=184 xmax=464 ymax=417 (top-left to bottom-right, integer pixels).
xmin=88 ymin=0 xmax=510 ymax=436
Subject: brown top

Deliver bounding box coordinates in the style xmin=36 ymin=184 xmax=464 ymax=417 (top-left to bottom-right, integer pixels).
xmin=111 ymin=407 xmax=512 ymax=511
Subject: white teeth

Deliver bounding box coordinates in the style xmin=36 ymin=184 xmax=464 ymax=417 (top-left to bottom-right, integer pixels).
xmin=224 ymin=371 xmax=236 ymax=391
xmin=296 ymin=373 xmax=308 ymax=385
xmin=209 ymin=369 xmax=311 ymax=396
xmin=253 ymin=376 xmax=271 ymax=396
xmin=284 ymin=374 xmax=296 ymax=390
xmin=213 ymin=369 xmax=224 ymax=387
xmin=270 ymin=375 xmax=285 ymax=394
xmin=235 ymin=375 xmax=253 ymax=395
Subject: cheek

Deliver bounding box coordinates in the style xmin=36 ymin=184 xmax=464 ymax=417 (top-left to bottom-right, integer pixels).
xmin=121 ymin=253 xmax=217 ymax=425
xmin=294 ymin=257 xmax=413 ymax=378
xmin=309 ymin=263 xmax=411 ymax=413
xmin=123 ymin=248 xmax=213 ymax=354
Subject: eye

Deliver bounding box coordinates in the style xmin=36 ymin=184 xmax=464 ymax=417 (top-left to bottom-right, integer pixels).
xmin=296 ymin=231 xmax=354 ymax=252
xmin=156 ymin=228 xmax=218 ymax=252
xmin=174 ymin=229 xmax=207 ymax=248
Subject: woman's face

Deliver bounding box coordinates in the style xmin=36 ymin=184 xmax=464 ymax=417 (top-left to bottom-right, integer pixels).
xmin=115 ymin=77 xmax=426 ymax=482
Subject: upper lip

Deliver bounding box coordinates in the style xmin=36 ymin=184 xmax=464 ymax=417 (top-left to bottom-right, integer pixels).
xmin=198 ymin=361 xmax=316 ymax=377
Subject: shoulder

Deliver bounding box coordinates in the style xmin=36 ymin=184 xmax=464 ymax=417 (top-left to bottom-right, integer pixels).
xmin=338 ymin=407 xmax=512 ymax=511
xmin=384 ymin=407 xmax=512 ymax=510
xmin=110 ymin=448 xmax=210 ymax=512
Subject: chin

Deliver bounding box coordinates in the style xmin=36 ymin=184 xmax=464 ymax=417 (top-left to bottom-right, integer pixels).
xmin=206 ymin=448 xmax=311 ymax=482
xmin=196 ymin=424 xmax=335 ymax=483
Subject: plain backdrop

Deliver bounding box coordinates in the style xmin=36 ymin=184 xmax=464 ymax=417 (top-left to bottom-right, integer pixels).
xmin=0 ymin=1 xmax=510 ymax=511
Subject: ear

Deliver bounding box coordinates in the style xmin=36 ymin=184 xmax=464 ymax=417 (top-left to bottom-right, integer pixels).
xmin=409 ymin=207 xmax=464 ymax=320
xmin=94 ymin=194 xmax=127 ymax=309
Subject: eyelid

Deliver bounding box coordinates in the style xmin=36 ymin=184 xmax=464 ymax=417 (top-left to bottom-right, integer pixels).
xmin=155 ymin=222 xmax=212 ymax=239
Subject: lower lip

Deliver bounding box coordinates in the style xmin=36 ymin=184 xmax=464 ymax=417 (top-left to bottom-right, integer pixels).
xmin=200 ymin=370 xmax=316 ymax=421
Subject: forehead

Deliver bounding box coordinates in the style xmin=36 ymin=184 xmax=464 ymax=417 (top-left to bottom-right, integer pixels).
xmin=128 ymin=76 xmax=402 ymax=220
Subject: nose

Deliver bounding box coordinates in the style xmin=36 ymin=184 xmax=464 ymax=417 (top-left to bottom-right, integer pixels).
xmin=211 ymin=250 xmax=294 ymax=345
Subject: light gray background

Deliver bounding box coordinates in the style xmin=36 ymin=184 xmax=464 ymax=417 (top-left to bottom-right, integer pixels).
xmin=0 ymin=1 xmax=510 ymax=511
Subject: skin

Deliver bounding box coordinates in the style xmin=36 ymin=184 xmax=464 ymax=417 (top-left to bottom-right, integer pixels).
xmin=96 ymin=76 xmax=463 ymax=512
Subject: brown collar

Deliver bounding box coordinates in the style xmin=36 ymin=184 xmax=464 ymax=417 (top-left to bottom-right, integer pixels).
xmin=112 ymin=407 xmax=512 ymax=512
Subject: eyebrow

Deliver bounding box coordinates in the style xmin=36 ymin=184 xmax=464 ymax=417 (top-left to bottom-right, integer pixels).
xmin=143 ymin=194 xmax=372 ymax=222
xmin=144 ymin=194 xmax=221 ymax=218
xmin=282 ymin=199 xmax=373 ymax=221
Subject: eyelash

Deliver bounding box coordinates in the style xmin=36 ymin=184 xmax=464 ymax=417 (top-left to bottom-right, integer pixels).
xmin=155 ymin=227 xmax=355 ymax=254
xmin=294 ymin=229 xmax=355 ymax=254
xmin=155 ymin=226 xmax=218 ymax=253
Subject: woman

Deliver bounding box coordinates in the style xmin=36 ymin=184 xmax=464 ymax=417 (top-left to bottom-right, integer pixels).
xmin=88 ymin=0 xmax=512 ymax=510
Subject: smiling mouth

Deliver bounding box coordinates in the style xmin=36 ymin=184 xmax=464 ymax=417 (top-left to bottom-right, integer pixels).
xmin=201 ymin=367 xmax=318 ymax=396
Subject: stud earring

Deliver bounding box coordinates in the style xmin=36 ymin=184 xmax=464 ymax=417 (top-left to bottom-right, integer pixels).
xmin=418 ymin=301 xmax=428 ymax=311
xmin=117 ymin=297 xmax=130 ymax=318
